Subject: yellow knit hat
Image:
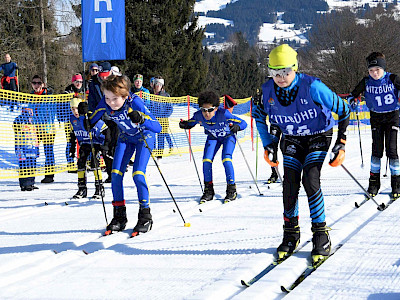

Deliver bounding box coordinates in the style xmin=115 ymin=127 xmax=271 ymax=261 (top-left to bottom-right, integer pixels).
xmin=268 ymin=44 xmax=298 ymax=71
xmin=70 ymin=97 xmax=83 ymax=108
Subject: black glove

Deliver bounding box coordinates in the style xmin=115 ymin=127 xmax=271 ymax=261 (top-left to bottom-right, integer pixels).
xmin=264 ymin=144 xmax=278 ymax=167
xmin=329 ymin=139 xmax=346 ymax=167
xmin=179 ymin=120 xmax=191 ymax=129
xmin=229 ymin=123 xmax=240 ymax=134
xmin=128 ymin=110 xmax=145 ymax=124
xmin=78 ymin=102 xmax=89 ymax=115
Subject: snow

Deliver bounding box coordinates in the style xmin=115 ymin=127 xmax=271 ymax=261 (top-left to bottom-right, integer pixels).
xmin=194 ymin=0 xmax=238 ymax=13
xmin=1 ymin=127 xmax=400 ymax=299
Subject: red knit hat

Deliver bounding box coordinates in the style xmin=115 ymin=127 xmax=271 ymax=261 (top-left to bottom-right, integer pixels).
xmin=71 ymin=74 xmax=83 ymax=83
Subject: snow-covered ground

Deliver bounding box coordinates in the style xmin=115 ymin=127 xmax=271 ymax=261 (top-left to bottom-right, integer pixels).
xmin=1 ymin=126 xmax=400 ymax=299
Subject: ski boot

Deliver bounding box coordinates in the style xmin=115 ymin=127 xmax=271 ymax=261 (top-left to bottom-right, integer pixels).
xmin=391 ymin=175 xmax=400 ymax=200
xmin=200 ymin=181 xmax=215 ymax=204
xmin=132 ymin=207 xmax=153 ymax=237
xmin=41 ymin=174 xmax=54 ymax=183
xmin=311 ymin=222 xmax=331 ymax=267
xmin=224 ymin=183 xmax=237 ymax=203
xmin=277 ymin=217 xmax=300 ymax=261
xmin=72 ymin=178 xmax=87 ymax=199
xmin=367 ymin=172 xmax=380 ymax=197
xmin=105 ymin=206 xmax=127 ymax=235
xmin=267 ymin=168 xmax=279 ymax=184
xmin=92 ymin=181 xmax=105 ymax=199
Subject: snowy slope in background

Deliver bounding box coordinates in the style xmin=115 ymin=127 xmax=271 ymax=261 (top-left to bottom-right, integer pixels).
xmin=1 ymin=129 xmax=400 ymax=299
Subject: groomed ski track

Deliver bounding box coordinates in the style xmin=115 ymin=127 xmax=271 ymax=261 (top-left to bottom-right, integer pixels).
xmin=1 ymin=132 xmax=400 ymax=299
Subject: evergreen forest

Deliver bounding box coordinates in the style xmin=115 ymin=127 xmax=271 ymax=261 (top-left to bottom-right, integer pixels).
xmin=1 ymin=1 xmax=400 ymax=98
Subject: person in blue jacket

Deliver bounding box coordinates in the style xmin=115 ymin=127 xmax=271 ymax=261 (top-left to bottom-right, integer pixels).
xmin=69 ymin=97 xmax=108 ymax=199
xmin=0 ymin=53 xmax=19 ymax=111
xmin=179 ymin=91 xmax=247 ymax=203
xmin=13 ymin=107 xmax=39 ymax=191
xmin=348 ymin=52 xmax=400 ymax=200
xmin=79 ymin=75 xmax=162 ymax=236
xmin=253 ymin=44 xmax=350 ymax=265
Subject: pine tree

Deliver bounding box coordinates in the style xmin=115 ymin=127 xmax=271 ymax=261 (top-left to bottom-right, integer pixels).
xmin=124 ymin=0 xmax=207 ymax=96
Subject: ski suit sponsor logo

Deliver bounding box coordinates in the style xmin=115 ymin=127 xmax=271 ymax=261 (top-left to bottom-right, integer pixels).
xmin=271 ymin=108 xmax=318 ymax=125
xmin=366 ymin=83 xmax=394 ymax=94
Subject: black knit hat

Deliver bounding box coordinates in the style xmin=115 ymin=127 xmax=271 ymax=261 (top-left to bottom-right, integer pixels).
xmin=367 ymin=57 xmax=386 ymax=70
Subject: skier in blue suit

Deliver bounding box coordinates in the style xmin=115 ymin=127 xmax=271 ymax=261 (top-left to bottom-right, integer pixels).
xmin=253 ymin=44 xmax=350 ymax=264
xmin=79 ymin=75 xmax=161 ymax=236
xmin=179 ymin=91 xmax=247 ymax=203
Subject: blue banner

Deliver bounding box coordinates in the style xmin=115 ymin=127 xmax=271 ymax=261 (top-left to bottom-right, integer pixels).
xmin=82 ymin=0 xmax=126 ymax=62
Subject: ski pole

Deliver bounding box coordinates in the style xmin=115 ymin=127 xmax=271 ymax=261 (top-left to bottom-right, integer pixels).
xmin=274 ymin=166 xmax=283 ymax=184
xmin=383 ymin=157 xmax=388 ymax=177
xmin=356 ymin=110 xmax=364 ymax=168
xmin=255 ymin=130 xmax=259 ymax=181
xmin=140 ymin=130 xmax=190 ymax=227
xmin=85 ymin=115 xmax=108 ymax=225
xmin=184 ymin=128 xmax=203 ymax=193
xmin=340 ymin=164 xmax=385 ymax=211
xmin=235 ymin=133 xmax=263 ymax=196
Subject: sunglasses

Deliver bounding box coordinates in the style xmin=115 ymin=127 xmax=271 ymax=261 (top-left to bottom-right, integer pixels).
xmin=91 ymin=69 xmax=99 ymax=72
xmin=31 ymin=81 xmax=42 ymax=85
xmin=268 ymin=67 xmax=294 ymax=78
xmin=200 ymin=107 xmax=216 ymax=113
xmin=75 ymin=81 xmax=83 ymax=83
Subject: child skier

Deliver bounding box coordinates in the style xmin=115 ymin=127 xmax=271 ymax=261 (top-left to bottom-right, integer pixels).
xmin=79 ymin=75 xmax=161 ymax=236
xmin=179 ymin=91 xmax=247 ymax=203
xmin=253 ymin=44 xmax=350 ymax=265
xmin=348 ymin=52 xmax=400 ymax=199
xmin=69 ymin=97 xmax=108 ymax=199
xmin=13 ymin=107 xmax=39 ymax=191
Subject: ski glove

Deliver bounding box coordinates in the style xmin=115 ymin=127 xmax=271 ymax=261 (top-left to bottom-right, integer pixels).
xmin=329 ymin=139 xmax=346 ymax=167
xmin=128 ymin=110 xmax=145 ymax=124
xmin=264 ymin=144 xmax=279 ymax=167
xmin=78 ymin=102 xmax=89 ymax=115
xmin=179 ymin=120 xmax=191 ymax=129
xmin=347 ymin=96 xmax=358 ymax=112
xmin=229 ymin=123 xmax=240 ymax=134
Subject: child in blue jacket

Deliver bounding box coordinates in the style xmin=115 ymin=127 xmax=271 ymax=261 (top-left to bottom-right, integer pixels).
xmin=69 ymin=97 xmax=108 ymax=199
xmin=179 ymin=91 xmax=247 ymax=203
xmin=13 ymin=108 xmax=39 ymax=191
xmin=79 ymin=75 xmax=161 ymax=236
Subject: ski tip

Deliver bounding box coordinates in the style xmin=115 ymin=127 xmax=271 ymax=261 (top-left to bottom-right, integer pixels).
xmin=199 ymin=208 xmax=203 ymax=212
xmin=44 ymin=202 xmax=48 ymax=206
xmin=131 ymin=231 xmax=139 ymax=237
xmin=104 ymin=230 xmax=112 ymax=236
xmin=82 ymin=250 xmax=89 ymax=255
xmin=355 ymin=202 xmax=360 ymax=208
xmin=267 ymin=185 xmax=270 ymax=189
xmin=172 ymin=209 xmax=176 ymax=213
xmin=52 ymin=250 xmax=58 ymax=254
xmin=184 ymin=223 xmax=191 ymax=227
xmin=64 ymin=202 xmax=69 ymax=206
xmin=241 ymin=280 xmax=250 ymax=287
xmin=281 ymin=286 xmax=291 ymax=293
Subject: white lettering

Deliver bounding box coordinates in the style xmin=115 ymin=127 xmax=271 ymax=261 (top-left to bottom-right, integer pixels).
xmin=95 ymin=0 xmax=112 ymax=11
xmin=95 ymin=18 xmax=112 ymax=43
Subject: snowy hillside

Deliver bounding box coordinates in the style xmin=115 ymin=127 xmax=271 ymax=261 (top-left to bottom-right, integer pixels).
xmin=1 ymin=128 xmax=400 ymax=299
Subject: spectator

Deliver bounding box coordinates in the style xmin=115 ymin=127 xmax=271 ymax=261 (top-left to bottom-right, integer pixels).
xmin=28 ymin=75 xmax=56 ymax=183
xmin=88 ymin=61 xmax=116 ymax=183
xmin=150 ymin=77 xmax=173 ymax=159
xmin=111 ymin=66 xmax=122 ymax=76
xmin=62 ymin=74 xmax=85 ymax=169
xmin=88 ymin=63 xmax=99 ymax=81
xmin=13 ymin=107 xmax=39 ymax=191
xmin=149 ymin=77 xmax=155 ymax=94
xmin=0 ymin=53 xmax=18 ymax=91
xmin=131 ymin=73 xmax=150 ymax=107
xmin=0 ymin=53 xmax=19 ymax=111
